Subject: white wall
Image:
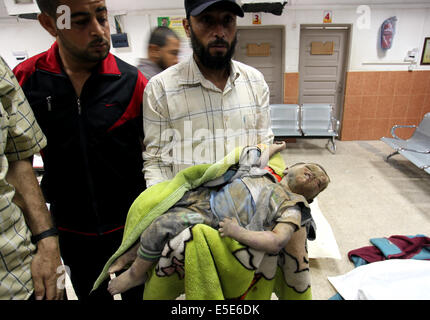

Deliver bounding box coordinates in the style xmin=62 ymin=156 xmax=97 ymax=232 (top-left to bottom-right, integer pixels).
xmin=1 ymin=4 xmax=429 ymax=72
xmin=0 ymin=18 xmax=52 ymax=69
xmin=237 ymin=6 xmax=430 ymax=72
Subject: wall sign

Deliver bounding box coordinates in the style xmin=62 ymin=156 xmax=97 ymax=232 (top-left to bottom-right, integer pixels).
xmin=247 ymin=43 xmax=271 ymax=57
xmin=252 ymin=13 xmax=262 ymax=25
xmin=311 ymin=41 xmax=334 ymax=55
xmin=323 ymin=10 xmax=332 ymax=23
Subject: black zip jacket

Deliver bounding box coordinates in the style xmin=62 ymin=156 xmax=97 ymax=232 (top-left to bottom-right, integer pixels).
xmin=14 ymin=42 xmax=147 ymax=235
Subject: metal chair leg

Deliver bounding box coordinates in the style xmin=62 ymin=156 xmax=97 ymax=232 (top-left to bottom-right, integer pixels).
xmin=326 ymin=137 xmax=336 ymax=154
xmin=386 ymin=150 xmax=399 ymax=161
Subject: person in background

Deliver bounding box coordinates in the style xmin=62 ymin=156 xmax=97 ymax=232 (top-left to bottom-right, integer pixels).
xmin=0 ymin=56 xmax=63 ymax=300
xmin=142 ymin=0 xmax=274 ymax=188
xmin=137 ymin=26 xmax=180 ymax=80
xmin=13 ymin=0 xmax=146 ymax=300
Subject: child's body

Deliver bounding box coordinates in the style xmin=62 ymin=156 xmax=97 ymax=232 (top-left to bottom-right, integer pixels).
xmin=107 ymin=142 xmax=330 ymax=295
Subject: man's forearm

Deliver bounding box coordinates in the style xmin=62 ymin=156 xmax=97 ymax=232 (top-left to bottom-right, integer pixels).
xmin=6 ymin=158 xmax=53 ymax=234
xmin=142 ymin=157 xmax=173 ymax=187
xmin=7 ymin=158 xmax=63 ymax=300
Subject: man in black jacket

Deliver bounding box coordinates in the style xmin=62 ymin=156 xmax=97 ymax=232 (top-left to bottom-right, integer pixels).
xmin=14 ymin=0 xmax=146 ymax=300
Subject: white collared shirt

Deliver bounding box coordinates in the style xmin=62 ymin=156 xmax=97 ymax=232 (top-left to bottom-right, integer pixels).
xmin=143 ymin=55 xmax=274 ymax=187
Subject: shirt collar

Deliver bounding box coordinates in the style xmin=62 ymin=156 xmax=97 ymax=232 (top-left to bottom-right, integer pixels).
xmin=37 ymin=41 xmax=121 ymax=76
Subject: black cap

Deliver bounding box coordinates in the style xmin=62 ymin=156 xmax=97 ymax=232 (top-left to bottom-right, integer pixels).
xmin=185 ymin=0 xmax=244 ymax=18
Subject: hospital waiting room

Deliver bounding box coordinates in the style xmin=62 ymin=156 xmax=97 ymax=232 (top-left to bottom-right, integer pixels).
xmin=0 ymin=0 xmax=429 ymax=303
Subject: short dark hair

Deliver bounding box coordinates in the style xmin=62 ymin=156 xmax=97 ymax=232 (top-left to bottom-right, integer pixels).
xmin=148 ymin=26 xmax=180 ymax=48
xmin=36 ymin=0 xmax=59 ymax=17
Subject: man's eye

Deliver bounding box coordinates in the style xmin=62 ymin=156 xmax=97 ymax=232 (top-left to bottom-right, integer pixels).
xmin=224 ymin=16 xmax=234 ymax=25
xmin=98 ymin=17 xmax=108 ymax=24
xmin=73 ymin=19 xmax=88 ymax=26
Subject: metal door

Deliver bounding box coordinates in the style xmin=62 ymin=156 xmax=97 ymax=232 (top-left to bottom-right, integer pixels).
xmin=299 ymin=26 xmax=349 ymax=123
xmin=235 ymin=27 xmax=284 ymax=104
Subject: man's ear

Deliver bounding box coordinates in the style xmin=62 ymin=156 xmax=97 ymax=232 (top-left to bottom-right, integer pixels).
xmin=182 ymin=18 xmax=191 ymax=38
xmin=38 ymin=13 xmax=58 ymax=38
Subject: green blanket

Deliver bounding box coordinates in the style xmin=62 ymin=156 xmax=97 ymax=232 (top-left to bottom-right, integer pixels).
xmin=93 ymin=146 xmax=312 ymax=300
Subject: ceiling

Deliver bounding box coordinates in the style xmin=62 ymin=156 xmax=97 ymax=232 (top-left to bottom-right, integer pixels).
xmin=105 ymin=0 xmax=430 ymax=12
xmin=1 ymin=0 xmax=430 ymax=18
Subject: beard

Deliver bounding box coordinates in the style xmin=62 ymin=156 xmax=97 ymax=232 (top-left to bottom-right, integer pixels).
xmin=157 ymin=58 xmax=168 ymax=71
xmin=190 ymin=26 xmax=237 ymax=70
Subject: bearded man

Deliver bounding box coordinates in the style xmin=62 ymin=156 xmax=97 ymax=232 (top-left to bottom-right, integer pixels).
xmin=142 ymin=0 xmax=274 ymax=188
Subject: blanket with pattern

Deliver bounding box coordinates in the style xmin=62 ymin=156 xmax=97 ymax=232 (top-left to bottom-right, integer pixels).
xmin=93 ymin=146 xmax=312 ymax=300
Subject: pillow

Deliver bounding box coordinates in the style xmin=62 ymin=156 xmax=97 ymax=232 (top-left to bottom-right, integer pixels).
xmin=307 ymin=198 xmax=341 ymax=260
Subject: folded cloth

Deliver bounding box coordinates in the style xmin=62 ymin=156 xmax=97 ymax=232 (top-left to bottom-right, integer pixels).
xmin=93 ymin=145 xmax=312 ymax=300
xmin=348 ymin=234 xmax=430 ymax=267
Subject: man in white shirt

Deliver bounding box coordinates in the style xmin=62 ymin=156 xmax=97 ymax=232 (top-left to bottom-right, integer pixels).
xmin=143 ymin=0 xmax=274 ymax=187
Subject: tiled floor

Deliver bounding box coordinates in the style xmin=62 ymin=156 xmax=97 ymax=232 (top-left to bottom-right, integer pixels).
xmin=281 ymin=138 xmax=430 ymax=299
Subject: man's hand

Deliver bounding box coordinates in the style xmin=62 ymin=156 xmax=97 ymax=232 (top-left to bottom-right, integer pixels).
xmin=30 ymin=237 xmax=63 ymax=300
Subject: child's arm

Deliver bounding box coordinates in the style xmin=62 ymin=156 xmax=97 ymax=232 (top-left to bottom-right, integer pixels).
xmin=219 ymin=218 xmax=295 ymax=254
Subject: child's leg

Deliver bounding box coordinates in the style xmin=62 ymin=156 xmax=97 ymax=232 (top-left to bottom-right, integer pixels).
xmin=108 ymin=256 xmax=153 ymax=295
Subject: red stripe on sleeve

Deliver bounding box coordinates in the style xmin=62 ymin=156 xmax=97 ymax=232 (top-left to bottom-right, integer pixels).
xmin=108 ymin=70 xmax=148 ymax=132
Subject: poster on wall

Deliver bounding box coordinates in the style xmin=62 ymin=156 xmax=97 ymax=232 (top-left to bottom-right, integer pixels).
xmin=421 ymin=37 xmax=430 ymax=65
xmin=323 ymin=10 xmax=332 ymax=23
xmin=157 ymin=17 xmax=170 ymax=27
xmin=157 ymin=16 xmax=193 ymax=61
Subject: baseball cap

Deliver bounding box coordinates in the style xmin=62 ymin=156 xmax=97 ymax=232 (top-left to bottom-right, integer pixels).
xmin=185 ymin=0 xmax=244 ymax=17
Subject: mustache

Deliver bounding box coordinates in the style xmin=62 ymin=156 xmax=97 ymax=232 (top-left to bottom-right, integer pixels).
xmin=89 ymin=38 xmax=109 ymax=47
xmin=208 ymin=39 xmax=230 ymax=48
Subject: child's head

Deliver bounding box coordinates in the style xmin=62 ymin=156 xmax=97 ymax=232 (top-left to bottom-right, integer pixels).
xmin=281 ymin=162 xmax=330 ymax=202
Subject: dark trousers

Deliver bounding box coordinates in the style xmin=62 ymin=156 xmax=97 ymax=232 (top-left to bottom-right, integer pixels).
xmin=58 ymin=229 xmax=143 ymax=301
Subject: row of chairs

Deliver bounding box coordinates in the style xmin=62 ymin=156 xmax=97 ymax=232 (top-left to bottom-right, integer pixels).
xmin=270 ymin=103 xmax=340 ymax=153
xmin=381 ymin=113 xmax=430 ymax=174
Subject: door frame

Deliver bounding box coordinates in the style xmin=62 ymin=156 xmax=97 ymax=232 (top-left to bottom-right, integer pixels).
xmin=298 ymin=24 xmax=352 ymax=128
xmin=236 ymin=25 xmax=286 ymax=104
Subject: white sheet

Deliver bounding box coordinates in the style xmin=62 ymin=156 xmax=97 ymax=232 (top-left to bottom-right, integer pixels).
xmin=328 ymin=259 xmax=430 ymax=300
xmin=307 ymin=198 xmax=341 ymax=260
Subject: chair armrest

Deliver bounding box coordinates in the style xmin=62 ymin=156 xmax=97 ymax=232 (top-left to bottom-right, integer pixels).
xmin=330 ymin=117 xmax=340 ymax=132
xmin=391 ymin=125 xmax=416 ymax=140
xmin=398 ymin=147 xmax=430 ymax=154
